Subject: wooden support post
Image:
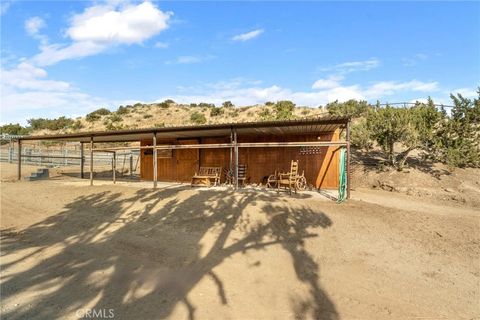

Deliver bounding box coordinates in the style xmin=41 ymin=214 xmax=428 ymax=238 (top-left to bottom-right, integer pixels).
xmin=112 ymin=152 xmax=116 ymax=184
xmin=17 ymin=140 xmax=21 ymax=180
xmin=129 ymin=155 xmax=133 ymax=177
xmin=153 ymin=132 xmax=157 ymax=189
xmin=80 ymin=142 xmax=84 ymax=179
xmin=90 ymin=137 xmax=94 ymax=186
xmin=233 ymin=129 xmax=238 ymax=189
xmin=346 ymin=121 xmax=351 ymax=199
xmin=229 ymin=129 xmax=233 ymax=174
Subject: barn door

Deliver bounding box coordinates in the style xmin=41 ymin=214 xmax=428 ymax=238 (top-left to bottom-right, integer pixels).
xmin=176 ymin=139 xmax=199 ymax=182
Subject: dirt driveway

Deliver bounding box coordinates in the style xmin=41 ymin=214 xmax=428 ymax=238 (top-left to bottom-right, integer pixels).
xmin=1 ymin=164 xmax=479 ymax=319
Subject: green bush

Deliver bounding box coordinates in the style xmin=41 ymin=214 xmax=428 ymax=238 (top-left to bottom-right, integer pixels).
xmin=199 ymin=102 xmax=215 ymax=109
xmin=222 ymin=101 xmax=234 ymax=108
xmin=27 ymin=116 xmax=74 ymax=131
xmin=109 ymin=114 xmax=123 ymax=122
xmin=158 ymin=102 xmax=170 ymax=109
xmin=0 ymin=123 xmax=30 ymax=135
xmin=116 ymin=106 xmax=129 ymax=115
xmin=86 ymin=113 xmax=100 ymax=122
xmin=86 ymin=108 xmax=111 ymax=122
xmin=210 ymin=107 xmax=224 ymax=117
xmin=274 ymin=100 xmax=295 ymax=120
xmin=70 ymin=120 xmax=84 ymax=130
xmin=143 ymin=114 xmax=153 ymax=119
xmin=190 ymin=111 xmax=207 ymax=124
xmin=265 ymin=101 xmax=275 ymax=106
xmin=259 ymin=108 xmax=272 ymax=120
xmin=164 ymin=99 xmax=175 ymax=104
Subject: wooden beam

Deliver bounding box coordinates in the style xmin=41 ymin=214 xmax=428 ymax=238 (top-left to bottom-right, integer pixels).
xmin=80 ymin=142 xmax=84 ymax=179
xmin=17 ymin=140 xmax=21 ymax=180
xmin=153 ymin=132 xmax=157 ymax=189
xmin=90 ymin=137 xmax=93 ymax=186
xmin=85 ymin=140 xmax=348 ymax=152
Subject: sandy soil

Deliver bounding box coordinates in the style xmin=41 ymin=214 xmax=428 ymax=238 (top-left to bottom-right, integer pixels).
xmin=1 ymin=163 xmax=479 ymax=319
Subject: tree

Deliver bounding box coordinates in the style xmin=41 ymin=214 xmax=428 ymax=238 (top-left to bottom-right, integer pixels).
xmin=326 ymin=99 xmax=369 ymax=118
xmin=350 ymin=120 xmax=373 ymax=151
xmin=366 ymin=100 xmax=445 ymax=169
xmin=433 ymin=91 xmax=480 ymax=168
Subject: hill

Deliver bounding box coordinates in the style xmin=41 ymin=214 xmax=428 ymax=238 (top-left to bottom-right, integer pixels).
xmin=6 ymin=101 xmax=326 ymax=136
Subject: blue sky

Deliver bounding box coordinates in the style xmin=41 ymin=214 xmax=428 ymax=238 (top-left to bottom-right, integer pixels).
xmin=1 ymin=1 xmax=479 ymax=124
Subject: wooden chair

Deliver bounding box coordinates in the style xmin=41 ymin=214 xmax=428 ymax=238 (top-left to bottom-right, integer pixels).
xmin=277 ymin=160 xmax=299 ymax=194
xmin=237 ymin=164 xmax=247 ymax=187
xmin=191 ymin=167 xmax=222 ymax=187
xmin=223 ymin=164 xmax=247 ymax=186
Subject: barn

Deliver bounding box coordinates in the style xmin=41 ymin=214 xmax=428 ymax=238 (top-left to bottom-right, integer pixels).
xmin=16 ymin=116 xmax=351 ymax=197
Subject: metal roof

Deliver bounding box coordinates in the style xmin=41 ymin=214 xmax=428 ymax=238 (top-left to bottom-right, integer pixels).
xmin=18 ymin=115 xmax=349 ymax=143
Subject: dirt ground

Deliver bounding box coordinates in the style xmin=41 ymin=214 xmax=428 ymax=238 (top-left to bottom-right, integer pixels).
xmin=1 ymin=163 xmax=479 ymax=320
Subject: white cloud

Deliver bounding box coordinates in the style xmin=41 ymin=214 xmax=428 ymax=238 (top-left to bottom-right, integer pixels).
xmin=364 ymin=80 xmax=439 ymax=97
xmin=319 ymin=58 xmax=380 ymax=74
xmin=0 ymin=63 xmax=105 ymax=124
xmin=232 ymin=29 xmax=264 ymax=42
xmin=402 ymin=53 xmax=428 ymax=67
xmin=312 ymin=76 xmax=344 ymax=90
xmin=158 ymin=77 xmax=441 ymax=108
xmin=450 ymin=87 xmax=478 ymax=98
xmin=31 ymin=1 xmax=172 ymax=66
xmin=166 ymin=55 xmax=215 ymax=65
xmin=25 ymin=17 xmax=46 ymax=36
xmin=154 ymin=41 xmax=169 ymax=48
xmin=67 ymin=2 xmax=171 ymax=45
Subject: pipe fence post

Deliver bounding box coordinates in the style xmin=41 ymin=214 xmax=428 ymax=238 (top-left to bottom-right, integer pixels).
xmin=17 ymin=140 xmax=21 ymax=180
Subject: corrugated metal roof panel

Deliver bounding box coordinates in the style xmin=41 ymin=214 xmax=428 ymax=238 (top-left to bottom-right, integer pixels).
xmin=19 ymin=115 xmax=350 ymax=142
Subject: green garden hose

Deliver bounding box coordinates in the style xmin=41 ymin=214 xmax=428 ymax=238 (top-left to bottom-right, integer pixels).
xmin=337 ymin=148 xmax=347 ymax=203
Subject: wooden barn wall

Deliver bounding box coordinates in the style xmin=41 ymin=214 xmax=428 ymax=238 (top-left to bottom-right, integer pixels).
xmin=140 ymin=130 xmax=340 ymax=188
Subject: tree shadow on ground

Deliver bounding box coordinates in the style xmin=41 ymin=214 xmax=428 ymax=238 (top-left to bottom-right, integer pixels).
xmin=1 ymin=187 xmax=337 ymax=319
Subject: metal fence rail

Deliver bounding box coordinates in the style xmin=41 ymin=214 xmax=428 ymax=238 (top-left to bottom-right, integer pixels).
xmin=0 ymin=147 xmax=140 ymax=173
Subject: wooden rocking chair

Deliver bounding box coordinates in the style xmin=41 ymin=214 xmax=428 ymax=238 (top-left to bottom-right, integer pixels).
xmin=277 ymin=160 xmax=299 ymax=194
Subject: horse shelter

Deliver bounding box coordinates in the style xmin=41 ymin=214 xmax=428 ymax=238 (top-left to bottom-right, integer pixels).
xmin=14 ymin=116 xmax=351 ymax=198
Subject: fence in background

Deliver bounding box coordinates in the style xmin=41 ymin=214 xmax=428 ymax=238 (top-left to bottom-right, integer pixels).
xmin=0 ymin=144 xmax=140 ymax=174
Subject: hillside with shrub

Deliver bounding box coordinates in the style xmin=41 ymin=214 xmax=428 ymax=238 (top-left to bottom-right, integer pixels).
xmin=2 ymin=92 xmax=479 ymax=171
xmin=1 ymin=100 xmax=324 ymax=137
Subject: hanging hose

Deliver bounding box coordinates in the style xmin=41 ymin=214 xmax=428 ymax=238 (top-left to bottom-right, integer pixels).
xmin=337 ymin=148 xmax=347 ymax=203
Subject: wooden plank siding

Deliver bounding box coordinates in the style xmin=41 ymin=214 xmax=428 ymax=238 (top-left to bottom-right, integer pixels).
xmin=140 ymin=130 xmax=340 ymax=188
